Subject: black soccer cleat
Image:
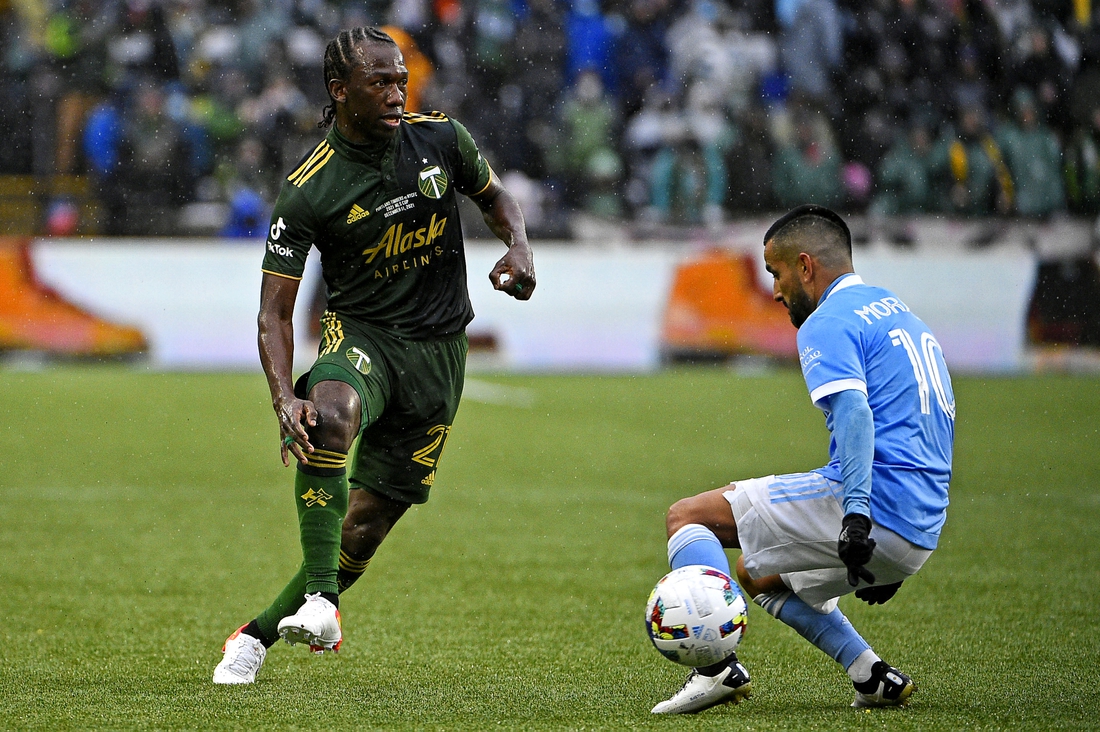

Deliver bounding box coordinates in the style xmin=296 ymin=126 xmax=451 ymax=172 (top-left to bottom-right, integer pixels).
xmin=851 ymin=660 xmax=915 ymax=708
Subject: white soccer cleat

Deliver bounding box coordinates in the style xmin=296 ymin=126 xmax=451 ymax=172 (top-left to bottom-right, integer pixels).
xmin=851 ymin=661 xmax=915 ymax=708
xmin=651 ymin=655 xmax=753 ymax=714
xmin=213 ymin=624 xmax=267 ymax=685
xmin=277 ymin=593 xmax=342 ymax=653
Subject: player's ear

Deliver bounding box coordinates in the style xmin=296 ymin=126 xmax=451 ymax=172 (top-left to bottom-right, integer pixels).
xmin=797 ymin=252 xmax=814 ymax=282
xmin=328 ymin=78 xmax=347 ymax=104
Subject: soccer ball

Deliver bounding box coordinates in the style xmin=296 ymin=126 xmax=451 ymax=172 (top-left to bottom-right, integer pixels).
xmin=645 ymin=565 xmax=748 ymax=667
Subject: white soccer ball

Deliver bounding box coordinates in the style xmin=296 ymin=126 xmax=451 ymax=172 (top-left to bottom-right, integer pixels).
xmin=645 ymin=565 xmax=748 ymax=667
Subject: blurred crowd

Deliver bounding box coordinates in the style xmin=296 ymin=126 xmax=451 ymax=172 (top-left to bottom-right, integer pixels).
xmin=4 ymin=0 xmax=1100 ymax=237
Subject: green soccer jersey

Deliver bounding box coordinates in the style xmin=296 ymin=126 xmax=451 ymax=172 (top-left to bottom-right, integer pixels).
xmin=261 ymin=112 xmax=493 ymax=339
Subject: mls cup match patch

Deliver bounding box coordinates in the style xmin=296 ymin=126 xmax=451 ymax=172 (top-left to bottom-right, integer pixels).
xmin=346 ymin=347 xmax=371 ymax=374
xmin=418 ymin=166 xmax=448 ymax=199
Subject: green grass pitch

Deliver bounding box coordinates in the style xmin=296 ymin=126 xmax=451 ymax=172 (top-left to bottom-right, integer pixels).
xmin=1 ymin=367 xmax=1098 ymax=730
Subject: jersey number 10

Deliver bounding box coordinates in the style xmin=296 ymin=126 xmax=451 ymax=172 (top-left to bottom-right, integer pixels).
xmin=889 ymin=328 xmax=955 ymax=420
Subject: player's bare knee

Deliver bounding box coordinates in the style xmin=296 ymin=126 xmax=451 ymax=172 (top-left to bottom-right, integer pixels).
xmin=734 ymin=558 xmax=759 ymax=598
xmin=307 ymin=383 xmax=361 ymax=451
xmin=666 ymin=495 xmax=704 ymax=538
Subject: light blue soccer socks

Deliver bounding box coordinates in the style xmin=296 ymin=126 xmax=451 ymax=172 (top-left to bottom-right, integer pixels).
xmin=755 ymin=590 xmax=874 ymax=676
xmin=667 ymin=523 xmax=731 ymax=575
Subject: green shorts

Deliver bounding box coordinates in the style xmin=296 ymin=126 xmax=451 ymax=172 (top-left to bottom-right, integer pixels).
xmin=294 ymin=311 xmax=467 ymax=505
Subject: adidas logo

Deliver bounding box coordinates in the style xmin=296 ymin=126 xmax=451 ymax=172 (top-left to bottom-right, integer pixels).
xmin=347 ymin=204 xmax=370 ymax=224
xmin=421 ymin=470 xmax=435 ymax=487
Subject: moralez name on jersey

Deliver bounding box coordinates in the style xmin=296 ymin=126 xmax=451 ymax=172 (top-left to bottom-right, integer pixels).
xmin=362 ymin=213 xmax=448 ymax=274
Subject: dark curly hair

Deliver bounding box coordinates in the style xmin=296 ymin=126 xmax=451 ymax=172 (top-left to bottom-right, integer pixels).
xmin=319 ymin=26 xmax=399 ymax=129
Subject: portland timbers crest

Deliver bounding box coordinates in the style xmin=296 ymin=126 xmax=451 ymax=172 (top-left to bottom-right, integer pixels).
xmin=346 ymin=347 xmax=371 ymax=374
xmin=418 ymin=165 xmax=448 ymax=199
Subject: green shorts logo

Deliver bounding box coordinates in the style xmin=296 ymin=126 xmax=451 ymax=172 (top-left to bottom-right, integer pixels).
xmin=346 ymin=347 xmax=371 ymax=374
xmin=418 ymin=166 xmax=449 ymax=199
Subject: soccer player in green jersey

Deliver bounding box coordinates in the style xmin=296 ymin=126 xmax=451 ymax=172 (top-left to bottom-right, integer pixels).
xmin=214 ymin=26 xmax=535 ymax=684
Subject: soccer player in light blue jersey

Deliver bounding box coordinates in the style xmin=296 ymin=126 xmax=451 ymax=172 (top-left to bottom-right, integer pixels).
xmin=652 ymin=205 xmax=955 ymax=714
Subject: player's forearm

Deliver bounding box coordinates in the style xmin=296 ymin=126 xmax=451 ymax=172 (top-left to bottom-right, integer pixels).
xmin=479 ymin=186 xmax=529 ymax=250
xmin=257 ymin=314 xmax=297 ymax=408
xmin=830 ymin=389 xmax=874 ymax=517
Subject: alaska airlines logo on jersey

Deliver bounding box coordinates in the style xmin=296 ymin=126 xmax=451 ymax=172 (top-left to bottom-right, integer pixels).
xmin=347 ymin=204 xmax=370 ymax=224
xmin=853 ymin=296 xmax=911 ymax=324
xmin=418 ymin=166 xmax=448 ymax=199
xmin=362 ymin=213 xmax=448 ymax=265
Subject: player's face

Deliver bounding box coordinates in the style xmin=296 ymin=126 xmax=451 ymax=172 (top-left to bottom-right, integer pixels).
xmin=764 ymin=241 xmax=815 ymax=328
xmin=334 ymin=42 xmax=408 ymax=142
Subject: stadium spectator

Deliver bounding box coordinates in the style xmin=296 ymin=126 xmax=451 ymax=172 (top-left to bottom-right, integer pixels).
xmin=652 ymin=205 xmax=954 ymax=714
xmin=82 ymin=85 xmax=127 ymax=235
xmin=212 ymin=25 xmax=536 ymax=686
xmin=996 ymin=87 xmax=1066 ymax=218
xmin=777 ymin=0 xmax=842 ymax=111
xmin=1064 ymin=102 xmax=1100 ymax=215
xmin=870 ymin=118 xmax=936 ymax=216
xmin=615 ymin=0 xmax=673 ymax=118
xmin=237 ymin=66 xmax=313 ymax=177
xmin=118 ymin=80 xmax=195 ymax=234
xmin=928 ymin=108 xmax=1013 ymax=216
xmin=556 ymin=70 xmax=623 ymax=218
xmin=1005 ymin=22 xmax=1075 ymax=133
xmin=564 ymin=0 xmax=616 ymax=94
xmin=723 ymin=104 xmax=776 ymax=213
xmin=772 ymin=110 xmax=843 ymax=209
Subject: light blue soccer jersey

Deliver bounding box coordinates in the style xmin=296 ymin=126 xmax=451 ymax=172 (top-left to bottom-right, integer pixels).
xmin=799 ymin=274 xmax=955 ymax=550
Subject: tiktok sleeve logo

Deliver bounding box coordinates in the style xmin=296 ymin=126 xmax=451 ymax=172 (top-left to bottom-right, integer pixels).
xmin=266 ymin=217 xmax=297 ymax=258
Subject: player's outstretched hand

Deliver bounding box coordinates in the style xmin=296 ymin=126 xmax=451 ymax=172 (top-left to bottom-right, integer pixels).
xmin=275 ymin=396 xmax=317 ymax=467
xmin=490 ymin=241 xmax=535 ymax=300
xmin=838 ymin=513 xmax=877 ymax=587
xmin=855 ymin=581 xmax=902 ymax=605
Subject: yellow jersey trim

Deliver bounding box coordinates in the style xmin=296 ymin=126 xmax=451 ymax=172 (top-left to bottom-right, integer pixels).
xmin=261 ymin=269 xmax=303 ymax=281
xmin=470 ymin=165 xmax=495 ymax=197
xmin=291 ymin=148 xmax=335 ymax=187
xmin=403 ymin=111 xmax=450 ymax=124
xmin=287 ymin=141 xmax=330 ymax=183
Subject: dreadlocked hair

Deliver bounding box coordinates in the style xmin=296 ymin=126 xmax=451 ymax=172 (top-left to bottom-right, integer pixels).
xmin=319 ymin=26 xmax=399 ymax=128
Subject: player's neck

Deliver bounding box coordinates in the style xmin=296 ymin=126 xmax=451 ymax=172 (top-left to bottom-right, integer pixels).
xmin=815 ymin=269 xmax=856 ymax=304
xmin=332 ymin=122 xmax=395 ymax=157
xmin=334 ymin=118 xmax=396 ymax=149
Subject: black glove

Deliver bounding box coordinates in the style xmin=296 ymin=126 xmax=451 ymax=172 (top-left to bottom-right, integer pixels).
xmin=838 ymin=513 xmax=876 ymax=587
xmin=855 ymin=580 xmax=902 ymax=605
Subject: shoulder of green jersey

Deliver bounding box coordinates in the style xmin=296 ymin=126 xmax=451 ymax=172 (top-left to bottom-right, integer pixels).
xmin=402 ymin=111 xmax=450 ymax=124
xmin=287 ymin=140 xmax=335 ymax=187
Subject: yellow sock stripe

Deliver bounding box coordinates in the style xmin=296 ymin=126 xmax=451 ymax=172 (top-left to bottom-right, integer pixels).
xmin=339 ymin=551 xmax=371 ymax=573
xmin=287 ymin=141 xmax=330 ymax=184
xmin=303 ymin=452 xmax=347 ymax=469
xmin=311 ymin=448 xmax=348 ymax=462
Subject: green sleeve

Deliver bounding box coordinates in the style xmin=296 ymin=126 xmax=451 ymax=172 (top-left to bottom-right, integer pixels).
xmin=449 ymin=118 xmax=493 ymax=196
xmin=260 ymin=183 xmax=317 ymax=279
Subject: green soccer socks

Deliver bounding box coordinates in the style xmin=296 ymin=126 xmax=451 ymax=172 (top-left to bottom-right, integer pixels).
xmin=254 ymin=453 xmax=348 ymax=641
